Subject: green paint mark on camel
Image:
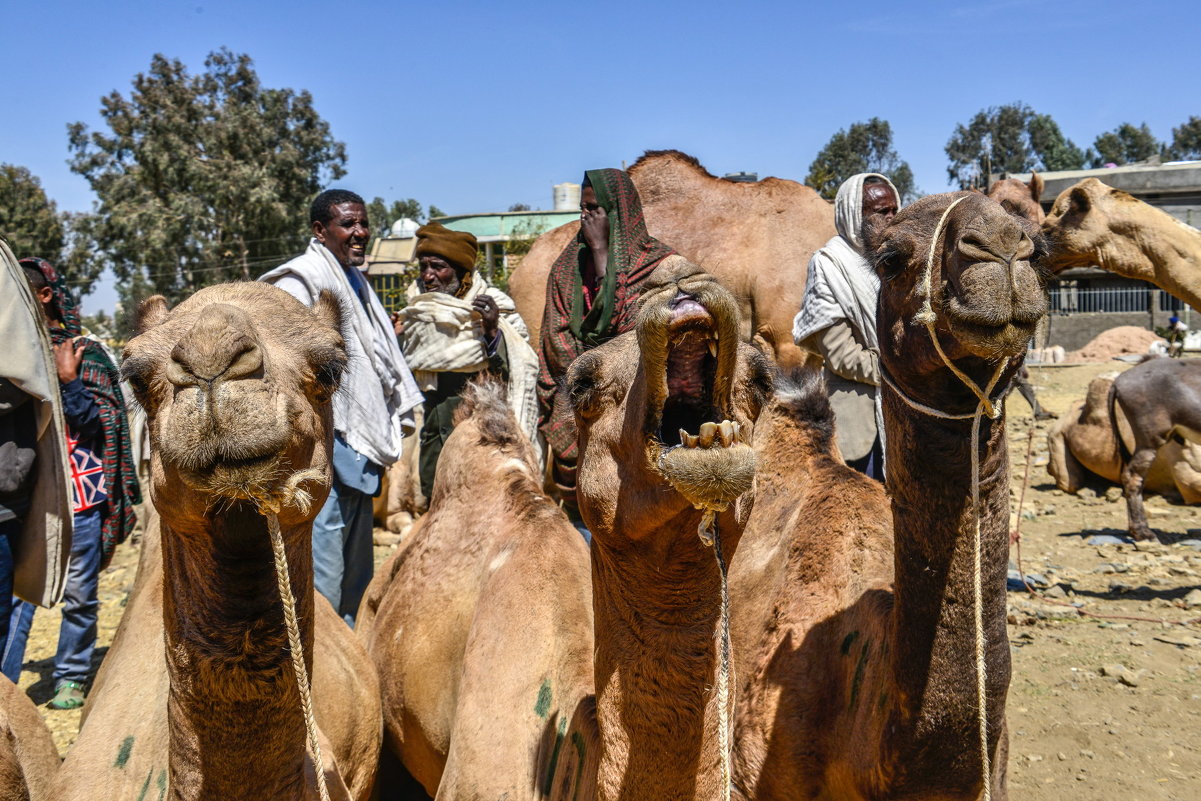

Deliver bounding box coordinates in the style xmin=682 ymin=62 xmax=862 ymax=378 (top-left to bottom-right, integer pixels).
xmin=840 ymin=630 xmax=860 ymax=656
xmin=136 ymin=770 xmax=152 ymax=801
xmin=542 ymin=715 xmax=569 ymax=795
xmin=849 ymin=640 xmax=871 ymax=710
xmin=535 ymin=678 xmax=553 ymax=718
xmin=156 ymin=768 xmax=167 ymax=800
xmin=114 ymin=735 xmax=135 ymax=768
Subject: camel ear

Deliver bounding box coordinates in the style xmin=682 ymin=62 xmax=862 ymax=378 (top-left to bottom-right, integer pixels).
xmin=313 ymin=289 xmax=345 ymax=334
xmin=1069 ymin=186 xmax=1091 ymax=214
xmin=1030 ymin=172 xmax=1045 ymax=202
xmin=137 ymin=296 xmax=171 ymax=333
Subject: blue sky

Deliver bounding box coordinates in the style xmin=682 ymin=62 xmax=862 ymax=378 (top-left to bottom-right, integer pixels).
xmin=3 ymin=0 xmax=1195 ymax=313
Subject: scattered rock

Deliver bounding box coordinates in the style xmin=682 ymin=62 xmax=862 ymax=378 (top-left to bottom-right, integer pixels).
xmin=1153 ymin=634 xmax=1201 ymax=648
xmin=372 ymin=531 xmax=401 ymax=547
xmin=1105 ymin=487 xmax=1124 ymax=503
xmin=1044 ymin=584 xmax=1068 ymax=599
xmin=1042 ymin=504 xmax=1057 ymax=516
xmin=1184 ymin=589 xmax=1201 ymax=608
xmin=1100 ymin=664 xmax=1143 ymax=687
xmin=1078 ymin=487 xmax=1097 ymax=501
xmin=1108 ymin=581 xmax=1134 ymax=594
xmin=1088 ymin=534 xmax=1131 ymax=546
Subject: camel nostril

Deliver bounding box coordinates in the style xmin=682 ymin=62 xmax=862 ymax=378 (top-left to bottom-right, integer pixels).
xmin=166 ymin=303 xmax=265 ymax=387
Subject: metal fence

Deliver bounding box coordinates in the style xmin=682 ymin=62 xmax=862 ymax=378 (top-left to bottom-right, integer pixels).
xmin=1048 ymin=284 xmax=1185 ymax=314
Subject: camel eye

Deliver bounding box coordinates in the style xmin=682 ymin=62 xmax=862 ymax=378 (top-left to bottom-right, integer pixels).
xmin=878 ymin=253 xmax=906 ymax=282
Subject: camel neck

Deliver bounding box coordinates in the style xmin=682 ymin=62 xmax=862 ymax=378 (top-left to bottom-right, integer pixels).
xmin=589 ymin=509 xmax=733 ymax=801
xmin=880 ymin=385 xmax=1011 ymax=789
xmin=160 ymin=502 xmax=315 ymax=800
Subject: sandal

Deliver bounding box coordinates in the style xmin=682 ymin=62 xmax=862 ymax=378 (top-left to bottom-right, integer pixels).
xmin=48 ymin=681 xmax=86 ymax=710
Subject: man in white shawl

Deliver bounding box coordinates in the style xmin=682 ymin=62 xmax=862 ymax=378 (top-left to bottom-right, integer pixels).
xmin=260 ymin=189 xmax=422 ymax=625
xmin=394 ymin=221 xmax=539 ymax=499
xmin=793 ymin=173 xmax=900 ymax=481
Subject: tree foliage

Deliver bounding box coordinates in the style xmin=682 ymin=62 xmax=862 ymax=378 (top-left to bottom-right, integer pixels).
xmin=1166 ymin=116 xmax=1201 ymax=161
xmin=0 ymin=164 xmax=65 ymax=263
xmin=67 ymin=48 xmax=347 ymax=313
xmin=367 ymin=197 xmax=425 ymax=237
xmin=945 ymin=104 xmax=1086 ymax=188
xmin=1090 ymin=122 xmax=1162 ymax=167
xmin=805 ymin=118 xmax=917 ymax=202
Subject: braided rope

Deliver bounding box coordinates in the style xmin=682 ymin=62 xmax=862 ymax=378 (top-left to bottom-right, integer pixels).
xmin=257 ymin=469 xmax=332 ymax=801
xmin=698 ymin=508 xmax=734 ymax=801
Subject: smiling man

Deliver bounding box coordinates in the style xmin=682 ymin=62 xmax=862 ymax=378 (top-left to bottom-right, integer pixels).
xmin=259 ymin=189 xmax=422 ymax=626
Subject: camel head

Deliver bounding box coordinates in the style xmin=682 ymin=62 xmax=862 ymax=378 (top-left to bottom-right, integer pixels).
xmin=1042 ymin=177 xmax=1153 ymax=275
xmin=566 ymin=258 xmax=771 ymax=542
xmin=873 ymin=192 xmax=1047 ymax=402
xmin=987 ymin=173 xmax=1045 ymax=225
xmin=122 ymin=283 xmax=346 ymax=528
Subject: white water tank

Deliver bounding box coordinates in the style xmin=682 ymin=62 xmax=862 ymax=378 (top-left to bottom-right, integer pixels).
xmin=553 ymin=182 xmax=581 ymax=211
xmin=390 ymin=217 xmax=419 ymax=238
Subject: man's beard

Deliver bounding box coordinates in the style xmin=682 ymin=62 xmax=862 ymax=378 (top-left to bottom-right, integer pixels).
xmin=425 ymin=275 xmax=461 ymax=295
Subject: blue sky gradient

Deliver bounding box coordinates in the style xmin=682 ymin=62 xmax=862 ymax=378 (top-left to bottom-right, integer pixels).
xmin=3 ymin=0 xmax=1194 ymax=312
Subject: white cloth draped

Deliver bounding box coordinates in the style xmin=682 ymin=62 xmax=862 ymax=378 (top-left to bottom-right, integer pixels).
xmin=260 ymin=239 xmax=422 ymax=468
xmin=398 ymin=273 xmax=540 ymax=448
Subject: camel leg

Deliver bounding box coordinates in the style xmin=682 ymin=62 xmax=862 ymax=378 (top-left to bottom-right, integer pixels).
xmin=1122 ymin=447 xmax=1159 ymax=542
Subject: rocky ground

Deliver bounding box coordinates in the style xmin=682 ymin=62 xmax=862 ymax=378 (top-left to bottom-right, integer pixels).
xmin=14 ymin=360 xmax=1201 ymax=798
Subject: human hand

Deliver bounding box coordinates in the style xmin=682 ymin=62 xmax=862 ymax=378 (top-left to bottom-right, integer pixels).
xmin=54 ymin=338 xmax=86 ymax=384
xmin=580 ymin=205 xmax=609 ymax=256
xmin=472 ymin=295 xmax=500 ymax=339
xmin=391 ymin=310 xmax=405 ymax=337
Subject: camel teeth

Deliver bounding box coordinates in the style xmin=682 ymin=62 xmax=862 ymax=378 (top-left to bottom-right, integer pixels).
xmin=698 ymin=422 xmax=718 ymax=448
xmin=679 ymin=428 xmax=689 ymax=447
xmin=686 ymin=432 xmax=699 ymax=448
xmin=733 ymin=422 xmax=744 ymax=443
xmin=708 ymin=339 xmax=717 ymax=357
xmin=719 ymin=420 xmax=734 ymax=447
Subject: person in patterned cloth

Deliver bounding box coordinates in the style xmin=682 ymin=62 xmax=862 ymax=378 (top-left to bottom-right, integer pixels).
xmin=9 ymin=259 xmax=139 ymax=707
xmin=537 ymin=169 xmax=676 ymax=521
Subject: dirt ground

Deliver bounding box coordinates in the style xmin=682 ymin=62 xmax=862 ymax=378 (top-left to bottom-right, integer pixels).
xmin=14 ymin=360 xmax=1201 ymax=798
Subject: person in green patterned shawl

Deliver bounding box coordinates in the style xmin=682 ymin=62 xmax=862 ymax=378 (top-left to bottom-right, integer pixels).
xmin=9 ymin=258 xmax=140 ymax=707
xmin=537 ymin=169 xmax=676 ymax=519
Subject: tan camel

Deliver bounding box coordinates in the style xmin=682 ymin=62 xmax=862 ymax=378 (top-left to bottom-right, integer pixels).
xmin=987 ymin=173 xmax=1045 ymax=224
xmin=729 ymin=192 xmax=1046 ymax=800
xmin=508 ymin=150 xmax=835 ymax=368
xmin=360 ymin=256 xmax=773 ymax=801
xmin=51 ymin=283 xmax=381 ymax=801
xmin=1042 ymin=177 xmax=1201 ymax=309
xmin=1046 ymin=371 xmax=1201 ymax=502
xmin=0 ymin=675 xmax=59 ymax=801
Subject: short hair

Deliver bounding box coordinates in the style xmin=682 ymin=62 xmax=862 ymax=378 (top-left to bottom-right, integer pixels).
xmin=310 ymin=189 xmax=366 ymax=226
xmin=21 ymin=264 xmax=48 ymax=291
xmin=863 ymin=175 xmax=887 ymax=186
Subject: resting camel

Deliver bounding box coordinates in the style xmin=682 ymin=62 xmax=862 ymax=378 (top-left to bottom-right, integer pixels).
xmin=0 ymin=675 xmax=59 ymax=801
xmin=729 ymin=192 xmax=1046 ymax=800
xmin=1046 ymin=371 xmax=1201 ymax=502
xmin=1042 ymin=177 xmax=1201 ymax=310
xmin=51 ymin=283 xmax=382 ymax=801
xmin=986 ymin=173 xmax=1044 ymax=224
xmin=508 ymin=150 xmax=835 ymax=368
xmin=1108 ymin=358 xmax=1201 ymax=541
xmin=360 ymin=256 xmax=773 ymax=801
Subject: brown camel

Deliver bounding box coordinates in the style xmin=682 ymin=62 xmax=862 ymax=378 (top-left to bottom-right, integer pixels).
xmin=1042 ymin=177 xmax=1201 ymax=309
xmin=0 ymin=675 xmax=59 ymax=801
xmin=1108 ymin=358 xmax=1201 ymax=541
xmin=508 ymin=150 xmax=835 ymax=368
xmin=1046 ymin=371 xmax=1201 ymax=502
xmin=51 ymin=283 xmax=381 ymax=801
xmin=729 ymin=192 xmax=1046 ymax=800
xmin=360 ymin=256 xmax=773 ymax=801
xmin=986 ymin=173 xmax=1045 ymax=224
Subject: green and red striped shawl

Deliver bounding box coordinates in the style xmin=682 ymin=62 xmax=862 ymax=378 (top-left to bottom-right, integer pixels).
xmin=536 ymin=168 xmax=676 ymax=463
xmin=22 ymin=258 xmax=141 ymax=567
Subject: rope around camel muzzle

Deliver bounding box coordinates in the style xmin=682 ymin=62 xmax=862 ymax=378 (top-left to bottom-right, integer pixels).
xmin=255 ymin=469 xmax=333 ymax=801
xmin=696 ymin=503 xmax=734 ymax=801
xmin=883 ymin=194 xmax=1008 ymax=801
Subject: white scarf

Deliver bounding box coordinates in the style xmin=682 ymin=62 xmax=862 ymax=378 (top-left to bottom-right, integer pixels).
xmin=398 ymin=273 xmax=540 ymax=448
xmin=260 ymin=240 xmax=422 ymax=467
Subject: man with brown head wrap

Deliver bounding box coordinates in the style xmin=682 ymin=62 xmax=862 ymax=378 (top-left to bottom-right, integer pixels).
xmin=396 ymin=221 xmax=538 ymax=498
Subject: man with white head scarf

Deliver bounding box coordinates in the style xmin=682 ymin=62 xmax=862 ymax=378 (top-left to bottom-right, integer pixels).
xmin=793 ymin=173 xmax=900 ymax=481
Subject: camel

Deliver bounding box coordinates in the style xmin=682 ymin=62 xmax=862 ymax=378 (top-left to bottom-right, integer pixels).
xmin=359 ymin=255 xmax=774 ymax=801
xmin=0 ymin=675 xmax=59 ymax=801
xmin=51 ymin=283 xmax=381 ymax=801
xmin=986 ymin=173 xmax=1044 ymax=224
xmin=728 ymin=192 xmax=1046 ymax=800
xmin=1046 ymin=371 xmax=1201 ymax=502
xmin=1042 ymin=177 xmax=1201 ymax=309
xmin=1107 ymin=358 xmax=1201 ymax=541
xmin=508 ymin=150 xmax=835 ymax=368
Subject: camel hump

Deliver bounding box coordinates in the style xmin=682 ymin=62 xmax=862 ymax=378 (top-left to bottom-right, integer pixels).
xmin=452 ymin=376 xmax=522 ymax=449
